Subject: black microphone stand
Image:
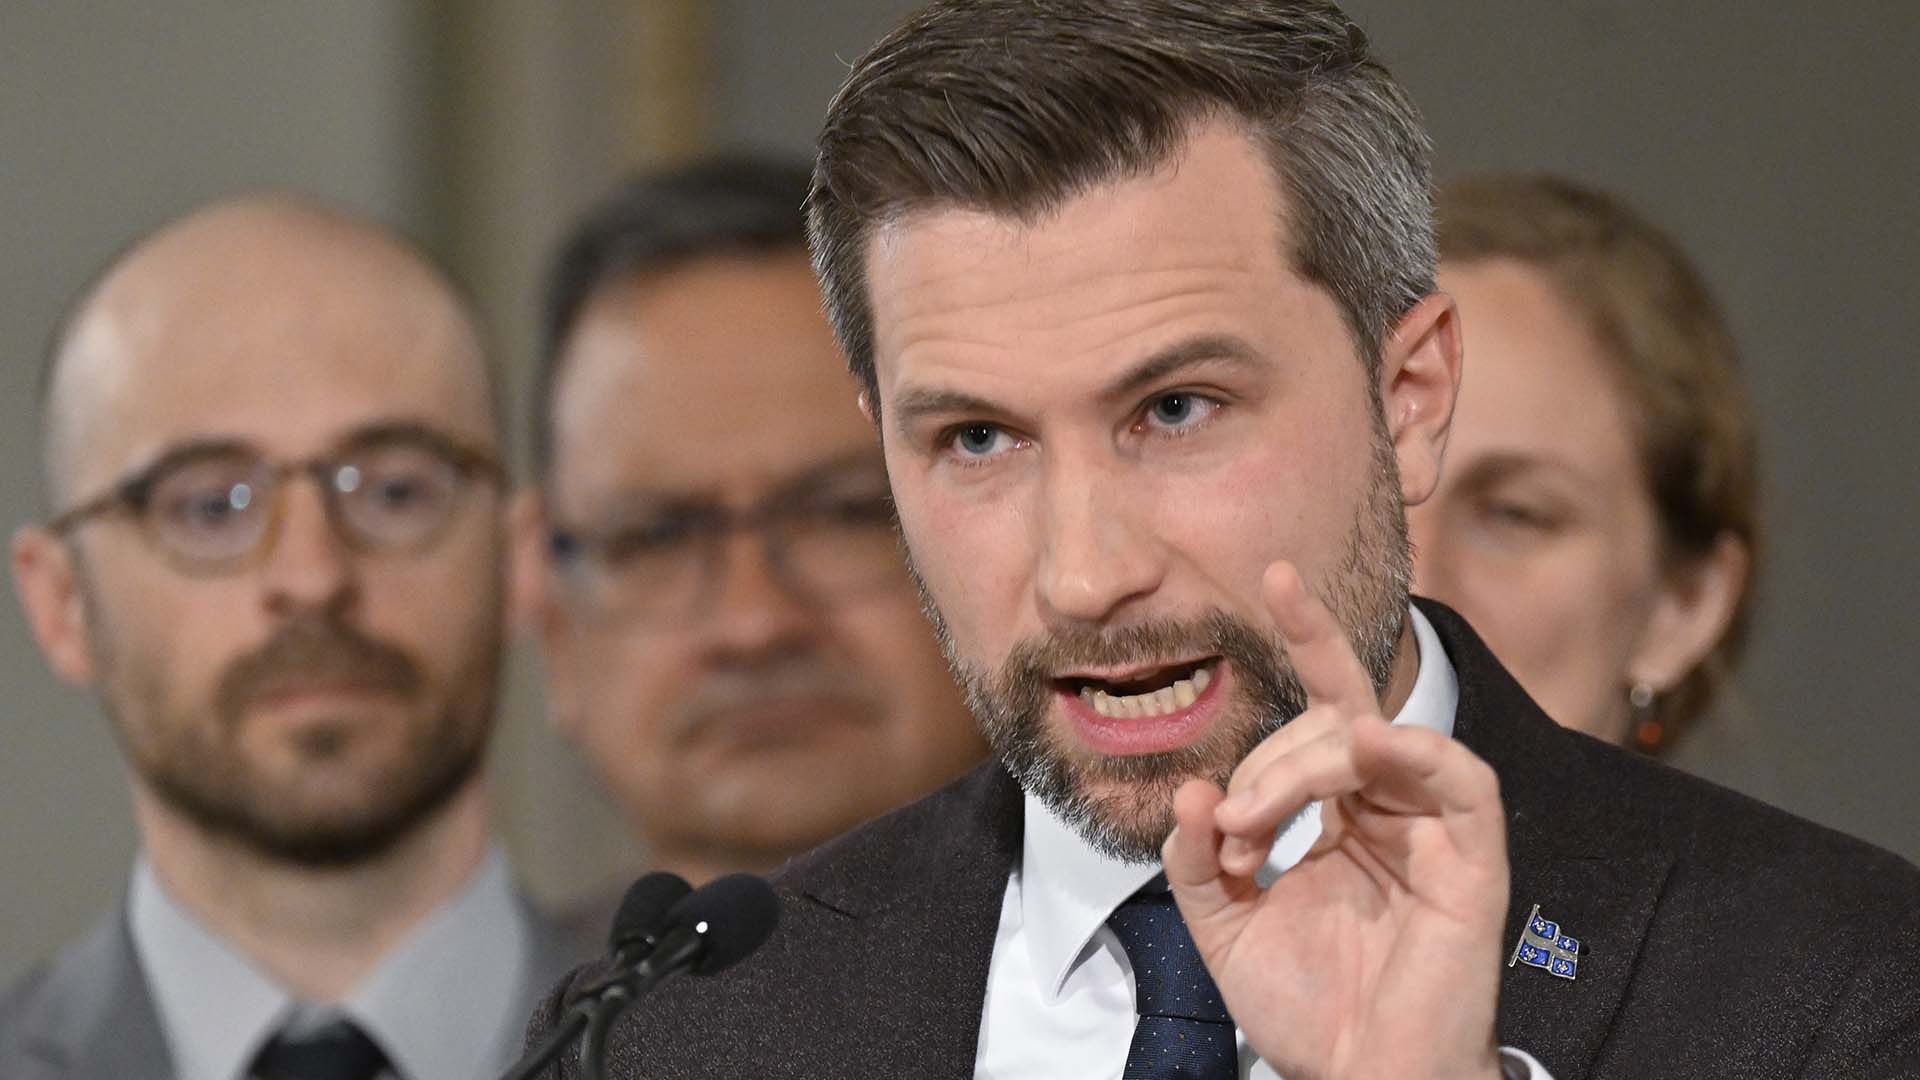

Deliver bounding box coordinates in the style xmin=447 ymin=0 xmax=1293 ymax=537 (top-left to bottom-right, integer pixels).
xmin=577 ymin=931 xmax=704 ymax=1077
xmin=500 ymin=937 xmax=672 ymax=1080
xmin=500 ymin=997 xmax=593 ymax=1080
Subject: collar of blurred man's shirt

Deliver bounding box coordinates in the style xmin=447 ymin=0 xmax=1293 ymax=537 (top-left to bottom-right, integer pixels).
xmin=129 ymin=845 xmax=532 ymax=1080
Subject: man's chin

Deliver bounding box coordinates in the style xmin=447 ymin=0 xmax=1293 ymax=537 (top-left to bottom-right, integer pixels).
xmin=1002 ymin=742 xmax=1196 ymax=863
xmin=1000 ymin=707 xmax=1263 ymax=864
xmin=679 ymin=791 xmax=899 ymax=861
xmin=1066 ymin=777 xmax=1187 ymax=863
xmin=142 ymin=744 xmax=482 ymax=868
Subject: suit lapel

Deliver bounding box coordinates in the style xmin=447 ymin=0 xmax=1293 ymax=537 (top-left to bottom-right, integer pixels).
xmin=791 ymin=763 xmax=1024 ymax=1077
xmin=1422 ymin=599 xmax=1673 ymax=1080
xmin=1496 ymin=845 xmax=1672 ymax=1079
xmin=19 ymin=910 xmax=177 ymax=1079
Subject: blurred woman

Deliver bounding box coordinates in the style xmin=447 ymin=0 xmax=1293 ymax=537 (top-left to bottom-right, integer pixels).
xmin=1410 ymin=174 xmax=1758 ymax=753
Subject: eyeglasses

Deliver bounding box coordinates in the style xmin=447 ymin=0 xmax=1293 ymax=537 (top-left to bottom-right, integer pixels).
xmin=47 ymin=426 xmax=504 ymax=575
xmin=548 ymin=470 xmax=907 ymax=624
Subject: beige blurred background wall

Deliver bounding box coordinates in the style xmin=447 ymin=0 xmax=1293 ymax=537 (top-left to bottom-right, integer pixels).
xmin=3 ymin=1 xmax=1915 ymax=982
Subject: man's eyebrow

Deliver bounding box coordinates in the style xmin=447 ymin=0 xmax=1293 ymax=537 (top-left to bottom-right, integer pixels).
xmin=781 ymin=448 xmax=890 ymax=491
xmin=1453 ymin=449 xmax=1596 ymax=491
xmin=584 ymin=449 xmax=889 ymax=521
xmin=121 ymin=436 xmax=258 ymax=482
xmin=1098 ymin=334 xmax=1263 ymax=404
xmin=335 ymin=418 xmax=481 ymax=451
xmin=886 ymin=334 xmax=1262 ymax=439
xmin=889 ymin=387 xmax=1009 ymax=437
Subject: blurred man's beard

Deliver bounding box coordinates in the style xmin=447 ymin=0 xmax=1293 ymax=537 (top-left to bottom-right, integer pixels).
xmin=83 ymin=578 xmax=503 ymax=868
xmin=911 ymin=428 xmax=1411 ymax=863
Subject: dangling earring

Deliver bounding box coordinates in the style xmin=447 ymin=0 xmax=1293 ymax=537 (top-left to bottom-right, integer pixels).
xmin=1628 ymin=681 xmax=1663 ymax=753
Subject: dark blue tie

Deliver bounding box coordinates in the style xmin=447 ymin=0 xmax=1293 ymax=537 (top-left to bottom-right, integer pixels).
xmin=250 ymin=1017 xmax=389 ymax=1080
xmin=1106 ymin=880 xmax=1238 ymax=1080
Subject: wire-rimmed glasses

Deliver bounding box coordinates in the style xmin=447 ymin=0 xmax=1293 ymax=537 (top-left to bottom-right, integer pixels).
xmin=547 ymin=459 xmax=907 ymax=623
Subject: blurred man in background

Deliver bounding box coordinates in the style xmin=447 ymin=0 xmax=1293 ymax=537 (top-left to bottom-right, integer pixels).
xmin=513 ymin=158 xmax=986 ymax=892
xmin=1 ymin=198 xmax=590 ymax=1080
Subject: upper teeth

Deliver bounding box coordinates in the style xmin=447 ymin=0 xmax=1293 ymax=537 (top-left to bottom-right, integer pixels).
xmin=1080 ymin=667 xmax=1211 ymax=718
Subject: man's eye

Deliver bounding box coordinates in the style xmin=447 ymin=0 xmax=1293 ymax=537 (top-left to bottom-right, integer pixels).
xmin=946 ymin=423 xmax=1018 ymax=460
xmin=168 ymin=489 xmax=247 ymax=529
xmin=601 ymin=519 xmax=698 ymax=561
xmin=1142 ymin=392 xmax=1219 ymax=432
xmin=1482 ymin=499 xmax=1556 ymax=531
xmin=371 ymin=475 xmax=427 ymax=507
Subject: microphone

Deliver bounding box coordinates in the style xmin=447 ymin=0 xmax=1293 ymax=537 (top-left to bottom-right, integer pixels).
xmin=608 ymin=871 xmax=695 ymax=968
xmin=578 ymin=873 xmax=780 ymax=1077
xmin=639 ymin=872 xmax=780 ymax=977
xmin=500 ymin=872 xmax=778 ymax=1080
xmin=500 ymin=871 xmax=689 ymax=1080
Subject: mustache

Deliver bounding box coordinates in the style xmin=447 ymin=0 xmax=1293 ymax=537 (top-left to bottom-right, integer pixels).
xmin=683 ymin=653 xmax=871 ymax=711
xmin=216 ymin=614 xmax=421 ymax=723
xmin=678 ymin=654 xmax=876 ymax=725
xmin=1001 ymin=612 xmax=1296 ymax=696
xmin=977 ymin=610 xmax=1310 ymax=751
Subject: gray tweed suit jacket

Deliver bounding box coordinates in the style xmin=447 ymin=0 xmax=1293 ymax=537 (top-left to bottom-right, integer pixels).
xmin=0 ymin=886 xmax=597 ymax=1079
xmin=526 ymin=601 xmax=1920 ymax=1079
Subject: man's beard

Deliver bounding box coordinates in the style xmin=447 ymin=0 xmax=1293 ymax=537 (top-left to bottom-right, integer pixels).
xmin=912 ymin=428 xmax=1412 ymax=863
xmin=84 ymin=577 xmax=503 ymax=868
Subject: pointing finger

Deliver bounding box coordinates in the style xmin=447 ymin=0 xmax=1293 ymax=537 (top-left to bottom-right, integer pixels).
xmin=1264 ymin=561 xmax=1379 ymax=718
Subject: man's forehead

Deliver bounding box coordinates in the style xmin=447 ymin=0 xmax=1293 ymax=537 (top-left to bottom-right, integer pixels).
xmin=49 ymin=211 xmax=493 ymax=493
xmin=585 ymin=447 xmax=890 ymax=512
xmin=862 ymin=124 xmax=1304 ymax=402
xmin=551 ymin=259 xmax=876 ymax=505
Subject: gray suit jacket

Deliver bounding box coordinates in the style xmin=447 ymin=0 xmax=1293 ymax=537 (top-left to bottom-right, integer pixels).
xmin=0 ymin=888 xmax=597 ymax=1080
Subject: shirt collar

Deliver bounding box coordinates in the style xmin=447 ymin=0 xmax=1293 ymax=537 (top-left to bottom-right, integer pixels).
xmin=129 ymin=848 xmax=531 ymax=1080
xmin=345 ymin=849 xmax=531 ymax=1080
xmin=130 ymin=859 xmax=291 ymax=1080
xmin=1016 ymin=604 xmax=1459 ymax=1001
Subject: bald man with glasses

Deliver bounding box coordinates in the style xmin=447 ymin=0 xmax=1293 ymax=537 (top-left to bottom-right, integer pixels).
xmin=511 ymin=158 xmax=986 ymax=896
xmin=2 ymin=198 xmax=593 ymax=1080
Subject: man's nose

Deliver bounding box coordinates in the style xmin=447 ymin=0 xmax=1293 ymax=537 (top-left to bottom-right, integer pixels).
xmin=700 ymin=529 xmax=817 ymax=657
xmin=1033 ymin=454 xmax=1165 ymax=628
xmin=259 ymin=479 xmax=358 ymax=616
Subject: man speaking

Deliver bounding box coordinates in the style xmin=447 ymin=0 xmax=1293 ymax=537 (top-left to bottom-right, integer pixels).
xmin=528 ymin=2 xmax=1920 ymax=1076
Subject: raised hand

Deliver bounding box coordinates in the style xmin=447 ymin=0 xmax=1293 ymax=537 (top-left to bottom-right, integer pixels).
xmin=1161 ymin=561 xmax=1510 ymax=1080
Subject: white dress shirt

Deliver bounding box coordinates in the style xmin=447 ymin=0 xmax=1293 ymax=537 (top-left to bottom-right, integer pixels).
xmin=129 ymin=847 xmax=534 ymax=1080
xmin=973 ymin=606 xmax=1550 ymax=1079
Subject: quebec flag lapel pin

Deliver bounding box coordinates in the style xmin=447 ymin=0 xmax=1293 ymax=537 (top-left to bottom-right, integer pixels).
xmin=1509 ymin=903 xmax=1579 ymax=980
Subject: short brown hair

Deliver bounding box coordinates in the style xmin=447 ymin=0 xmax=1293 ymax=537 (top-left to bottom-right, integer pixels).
xmin=809 ymin=0 xmax=1436 ymax=412
xmin=1437 ymin=173 xmax=1761 ymax=743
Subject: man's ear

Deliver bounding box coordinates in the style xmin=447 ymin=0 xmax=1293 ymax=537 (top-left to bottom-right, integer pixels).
xmin=1627 ymin=534 xmax=1751 ymax=696
xmin=857 ymin=390 xmax=877 ymax=426
xmin=12 ymin=526 xmax=99 ymax=687
xmin=505 ymin=488 xmax=585 ymax=740
xmin=1378 ymin=293 xmax=1463 ymax=508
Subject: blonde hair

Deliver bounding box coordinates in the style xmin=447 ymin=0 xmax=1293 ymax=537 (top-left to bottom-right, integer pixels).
xmin=1437 ymin=173 xmax=1760 ymax=750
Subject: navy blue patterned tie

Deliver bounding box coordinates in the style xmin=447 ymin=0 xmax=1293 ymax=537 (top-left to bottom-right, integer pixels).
xmin=1106 ymin=879 xmax=1238 ymax=1080
xmin=250 ymin=1017 xmax=389 ymax=1080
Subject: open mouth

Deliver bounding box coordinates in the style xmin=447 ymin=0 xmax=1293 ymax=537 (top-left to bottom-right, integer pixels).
xmin=1054 ymin=658 xmax=1220 ymax=719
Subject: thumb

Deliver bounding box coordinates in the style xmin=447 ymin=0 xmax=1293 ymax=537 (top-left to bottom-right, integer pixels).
xmin=1163 ymin=779 xmax=1234 ymax=912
